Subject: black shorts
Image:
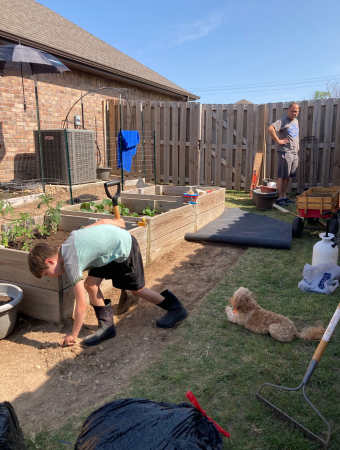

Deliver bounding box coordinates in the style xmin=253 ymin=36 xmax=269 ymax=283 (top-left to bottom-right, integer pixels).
xmin=88 ymin=235 xmax=145 ymax=291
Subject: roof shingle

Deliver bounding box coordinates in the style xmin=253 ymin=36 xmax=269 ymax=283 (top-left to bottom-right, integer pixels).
xmin=0 ymin=0 xmax=199 ymax=99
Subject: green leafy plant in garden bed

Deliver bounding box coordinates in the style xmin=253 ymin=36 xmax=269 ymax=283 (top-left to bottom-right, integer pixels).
xmin=38 ymin=194 xmax=65 ymax=233
xmin=79 ymin=199 xmax=139 ymax=217
xmin=142 ymin=207 xmax=158 ymax=217
xmin=0 ymin=194 xmax=65 ymax=251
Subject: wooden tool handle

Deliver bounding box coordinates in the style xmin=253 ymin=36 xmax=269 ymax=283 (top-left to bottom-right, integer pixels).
xmin=113 ymin=205 xmax=120 ymax=220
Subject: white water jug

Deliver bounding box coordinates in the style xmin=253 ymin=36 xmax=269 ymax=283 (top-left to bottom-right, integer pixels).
xmin=312 ymin=233 xmax=338 ymax=266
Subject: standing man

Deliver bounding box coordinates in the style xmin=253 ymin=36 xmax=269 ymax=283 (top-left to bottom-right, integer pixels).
xmin=267 ymin=103 xmax=300 ymax=206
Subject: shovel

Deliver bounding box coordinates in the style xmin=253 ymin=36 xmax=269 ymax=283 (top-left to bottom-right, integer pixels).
xmin=257 ymin=302 xmax=340 ymax=448
xmin=104 ymin=179 xmax=121 ymax=220
xmin=104 ymin=180 xmax=139 ymax=315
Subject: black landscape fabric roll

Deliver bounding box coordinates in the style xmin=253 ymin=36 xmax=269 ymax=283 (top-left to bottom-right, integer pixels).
xmin=185 ymin=208 xmax=292 ymax=250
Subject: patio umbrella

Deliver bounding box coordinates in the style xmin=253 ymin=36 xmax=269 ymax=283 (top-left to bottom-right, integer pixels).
xmin=0 ymin=43 xmax=70 ymax=190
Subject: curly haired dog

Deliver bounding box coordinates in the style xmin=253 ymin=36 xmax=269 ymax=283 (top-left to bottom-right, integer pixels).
xmin=225 ymin=287 xmax=324 ymax=342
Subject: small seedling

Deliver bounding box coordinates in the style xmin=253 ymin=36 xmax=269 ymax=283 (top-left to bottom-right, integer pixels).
xmin=80 ymin=201 xmax=96 ymax=211
xmin=7 ymin=213 xmax=36 ymax=251
xmin=94 ymin=203 xmax=109 ymax=214
xmin=118 ymin=203 xmax=130 ymax=216
xmin=0 ymin=231 xmax=9 ymax=247
xmin=101 ymin=199 xmax=113 ymax=213
xmin=38 ymin=194 xmax=65 ymax=233
xmin=142 ymin=207 xmax=158 ymax=217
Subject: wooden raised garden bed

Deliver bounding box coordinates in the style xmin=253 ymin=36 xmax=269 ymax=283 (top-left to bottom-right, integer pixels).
xmin=61 ymin=185 xmax=226 ymax=265
xmin=0 ymin=186 xmax=225 ymax=324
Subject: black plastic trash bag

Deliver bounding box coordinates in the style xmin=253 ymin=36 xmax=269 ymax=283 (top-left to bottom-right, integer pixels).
xmin=75 ymin=398 xmax=224 ymax=450
xmin=0 ymin=401 xmax=26 ymax=450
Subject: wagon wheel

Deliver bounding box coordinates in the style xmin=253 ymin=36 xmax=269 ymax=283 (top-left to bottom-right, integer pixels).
xmin=306 ymin=218 xmax=319 ymax=226
xmin=292 ymin=217 xmax=304 ymax=238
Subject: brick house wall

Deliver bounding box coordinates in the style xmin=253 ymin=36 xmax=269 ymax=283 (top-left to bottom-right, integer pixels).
xmin=0 ymin=68 xmax=180 ymax=182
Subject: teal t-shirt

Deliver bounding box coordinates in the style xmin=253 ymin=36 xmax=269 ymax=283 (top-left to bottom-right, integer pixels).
xmin=60 ymin=224 xmax=132 ymax=286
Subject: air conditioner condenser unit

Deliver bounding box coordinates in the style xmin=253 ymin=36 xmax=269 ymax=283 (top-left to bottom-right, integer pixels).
xmin=34 ymin=129 xmax=96 ymax=185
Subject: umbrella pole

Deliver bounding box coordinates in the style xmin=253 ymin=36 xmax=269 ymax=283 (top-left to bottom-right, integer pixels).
xmin=34 ymin=74 xmax=45 ymax=193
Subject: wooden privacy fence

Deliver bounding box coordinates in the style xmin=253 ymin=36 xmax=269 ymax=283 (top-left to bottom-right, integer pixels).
xmin=103 ymin=99 xmax=340 ymax=190
xmin=103 ymin=100 xmax=200 ymax=185
xmin=201 ymin=99 xmax=340 ymax=191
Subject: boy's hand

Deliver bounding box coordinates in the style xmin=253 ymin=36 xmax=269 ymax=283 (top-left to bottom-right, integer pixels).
xmin=60 ymin=333 xmax=77 ymax=347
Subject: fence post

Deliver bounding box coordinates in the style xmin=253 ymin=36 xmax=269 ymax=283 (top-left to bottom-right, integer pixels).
xmin=33 ymin=75 xmax=45 ymax=193
xmin=153 ymin=130 xmax=156 ymax=186
xmin=333 ymin=99 xmax=340 ymax=186
xmin=64 ymin=129 xmax=73 ymax=205
xmin=252 ymin=103 xmax=266 ymax=190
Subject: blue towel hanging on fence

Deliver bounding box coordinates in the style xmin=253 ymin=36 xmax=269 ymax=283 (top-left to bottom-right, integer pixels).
xmin=117 ymin=130 xmax=140 ymax=172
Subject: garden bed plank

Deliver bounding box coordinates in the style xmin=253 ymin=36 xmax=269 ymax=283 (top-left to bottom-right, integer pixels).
xmin=196 ymin=189 xmax=225 ymax=215
xmin=196 ymin=204 xmax=225 ymax=230
xmin=150 ymin=222 xmax=196 ymax=261
xmin=120 ymin=192 xmax=183 ymax=202
xmin=59 ymin=215 xmax=98 ymax=232
xmin=0 ymin=248 xmax=60 ymax=291
xmin=0 ymin=279 xmax=62 ymax=323
xmin=150 ymin=205 xmax=195 ymax=241
xmin=130 ymin=225 xmax=147 ymax=252
xmin=161 ymin=186 xmax=196 ymax=196
xmin=120 ymin=198 xmax=156 ymax=213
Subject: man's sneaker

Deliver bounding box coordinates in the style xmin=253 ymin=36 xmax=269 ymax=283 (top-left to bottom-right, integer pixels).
xmin=283 ymin=197 xmax=295 ymax=204
xmin=276 ymin=198 xmax=288 ymax=206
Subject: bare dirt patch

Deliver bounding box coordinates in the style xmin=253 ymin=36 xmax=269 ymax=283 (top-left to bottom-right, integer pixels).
xmin=0 ymin=239 xmax=245 ymax=434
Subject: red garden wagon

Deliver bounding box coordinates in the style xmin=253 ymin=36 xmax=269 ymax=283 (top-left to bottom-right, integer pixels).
xmin=292 ymin=187 xmax=340 ymax=238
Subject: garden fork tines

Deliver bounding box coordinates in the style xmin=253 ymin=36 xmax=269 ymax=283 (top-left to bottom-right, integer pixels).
xmin=257 ymin=302 xmax=340 ymax=448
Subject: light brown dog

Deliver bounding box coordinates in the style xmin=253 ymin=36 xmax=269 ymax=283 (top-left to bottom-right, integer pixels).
xmin=225 ymin=287 xmax=324 ymax=343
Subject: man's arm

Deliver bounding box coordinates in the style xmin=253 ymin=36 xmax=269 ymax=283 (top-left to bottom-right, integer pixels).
xmin=86 ymin=218 xmax=125 ymax=229
xmin=267 ymin=125 xmax=289 ymax=145
xmin=59 ymin=280 xmax=87 ymax=347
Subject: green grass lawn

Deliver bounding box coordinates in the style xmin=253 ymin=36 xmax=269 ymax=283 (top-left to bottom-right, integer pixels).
xmin=26 ymin=192 xmax=340 ymax=449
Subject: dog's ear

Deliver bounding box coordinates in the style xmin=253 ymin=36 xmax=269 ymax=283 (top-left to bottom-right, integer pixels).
xmin=233 ymin=288 xmax=256 ymax=313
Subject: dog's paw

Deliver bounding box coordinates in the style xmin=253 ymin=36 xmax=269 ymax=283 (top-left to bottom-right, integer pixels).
xmin=225 ymin=306 xmax=235 ymax=321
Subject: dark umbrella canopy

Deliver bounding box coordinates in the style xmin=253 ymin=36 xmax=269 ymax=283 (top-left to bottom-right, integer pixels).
xmin=0 ymin=44 xmax=70 ymax=76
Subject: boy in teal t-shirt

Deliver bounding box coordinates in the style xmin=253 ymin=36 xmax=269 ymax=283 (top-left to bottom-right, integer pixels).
xmin=28 ymin=218 xmax=187 ymax=347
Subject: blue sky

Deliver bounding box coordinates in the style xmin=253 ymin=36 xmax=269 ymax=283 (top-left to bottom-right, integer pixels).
xmin=38 ymin=0 xmax=340 ymax=104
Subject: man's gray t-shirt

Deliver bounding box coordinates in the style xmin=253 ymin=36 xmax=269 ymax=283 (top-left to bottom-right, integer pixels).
xmin=272 ymin=116 xmax=299 ymax=153
xmin=60 ymin=224 xmax=132 ymax=286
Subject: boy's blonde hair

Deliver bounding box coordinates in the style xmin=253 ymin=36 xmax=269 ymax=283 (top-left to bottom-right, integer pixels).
xmin=28 ymin=243 xmax=60 ymax=278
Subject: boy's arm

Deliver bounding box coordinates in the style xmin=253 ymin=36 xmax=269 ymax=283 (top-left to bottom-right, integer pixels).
xmin=85 ymin=218 xmax=125 ymax=229
xmin=59 ymin=280 xmax=87 ymax=347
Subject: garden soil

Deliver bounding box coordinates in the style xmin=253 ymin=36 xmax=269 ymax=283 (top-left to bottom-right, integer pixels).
xmin=0 ymin=239 xmax=245 ymax=435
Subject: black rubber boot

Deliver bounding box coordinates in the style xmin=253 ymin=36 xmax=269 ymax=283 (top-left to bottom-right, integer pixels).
xmin=83 ymin=299 xmax=116 ymax=347
xmin=156 ymin=290 xmax=187 ymax=328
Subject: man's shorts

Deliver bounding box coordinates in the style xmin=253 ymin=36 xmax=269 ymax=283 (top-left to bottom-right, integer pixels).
xmin=277 ymin=151 xmax=299 ymax=178
xmin=88 ymin=235 xmax=145 ymax=291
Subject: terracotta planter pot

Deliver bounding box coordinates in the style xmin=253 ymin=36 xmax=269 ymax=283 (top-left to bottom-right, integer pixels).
xmin=259 ymin=185 xmax=277 ymax=194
